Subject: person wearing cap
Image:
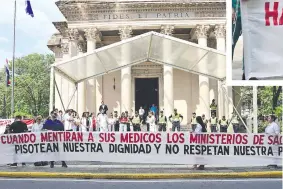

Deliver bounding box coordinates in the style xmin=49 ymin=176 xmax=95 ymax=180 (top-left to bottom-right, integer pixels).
xmin=190 ymin=113 xmax=197 ymax=132
xmin=169 ymin=109 xmax=183 ymax=132
xmin=131 ymin=111 xmax=142 ymax=131
xmin=210 ymin=99 xmax=217 ymax=117
xmin=31 ymin=116 xmax=43 ymax=132
xmin=157 ymin=110 xmax=167 ymax=132
xmin=209 ymin=113 xmax=218 ymax=133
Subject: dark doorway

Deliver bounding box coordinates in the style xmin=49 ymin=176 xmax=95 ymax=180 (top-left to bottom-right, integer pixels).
xmin=135 ymin=78 xmax=159 ymax=113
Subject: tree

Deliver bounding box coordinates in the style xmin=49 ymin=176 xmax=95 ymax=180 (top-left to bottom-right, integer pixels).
xmin=0 ymin=54 xmax=54 ymax=118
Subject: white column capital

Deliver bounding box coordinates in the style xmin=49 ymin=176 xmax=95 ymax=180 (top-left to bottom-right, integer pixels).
xmin=214 ymin=24 xmax=226 ymax=39
xmin=84 ymin=27 xmax=101 ymax=42
xmin=119 ymin=26 xmax=133 ymax=40
xmin=67 ymin=28 xmax=80 ymax=41
xmin=77 ymin=41 xmax=86 ymax=53
xmin=195 ymin=25 xmax=210 ymax=39
xmin=160 ymin=25 xmax=174 ymax=36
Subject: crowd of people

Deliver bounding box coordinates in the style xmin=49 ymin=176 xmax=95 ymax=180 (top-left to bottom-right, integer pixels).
xmin=4 ymin=100 xmax=280 ymax=170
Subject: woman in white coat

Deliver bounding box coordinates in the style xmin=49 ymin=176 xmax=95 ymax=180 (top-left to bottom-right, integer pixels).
xmin=81 ymin=112 xmax=88 ymax=132
xmin=265 ymin=115 xmax=280 ymax=168
xmin=146 ymin=111 xmax=157 ymax=132
xmin=193 ymin=116 xmax=207 ymax=170
xmin=97 ymin=112 xmax=109 ymax=132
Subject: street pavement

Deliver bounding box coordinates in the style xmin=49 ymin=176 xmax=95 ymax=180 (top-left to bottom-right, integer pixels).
xmin=0 ymin=178 xmax=281 ymax=189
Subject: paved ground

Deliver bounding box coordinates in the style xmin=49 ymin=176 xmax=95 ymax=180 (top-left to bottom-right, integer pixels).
xmin=0 ymin=163 xmax=280 ymax=174
xmin=0 ymin=178 xmax=281 ymax=189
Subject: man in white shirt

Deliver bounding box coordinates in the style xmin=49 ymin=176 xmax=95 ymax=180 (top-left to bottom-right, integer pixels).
xmin=63 ymin=110 xmax=73 ymax=131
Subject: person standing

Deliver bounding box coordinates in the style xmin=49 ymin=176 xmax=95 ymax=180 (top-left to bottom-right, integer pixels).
xmin=139 ymin=106 xmax=145 ymax=123
xmin=219 ymin=116 xmax=228 ymax=133
xmin=119 ymin=112 xmax=128 ymax=132
xmin=209 ymin=113 xmax=218 ymax=133
xmin=190 ymin=113 xmax=197 ymax=132
xmin=169 ymin=109 xmax=183 ymax=132
xmin=31 ymin=116 xmax=43 ymax=132
xmin=9 ymin=115 xmax=28 ymax=167
xmin=146 ymin=111 xmax=157 ymax=132
xmin=125 ymin=111 xmax=131 ymax=131
xmin=99 ymin=101 xmax=108 ymax=114
xmin=113 ymin=111 xmax=120 ymax=132
xmin=108 ymin=113 xmax=115 ymax=132
xmin=193 ymin=116 xmax=207 ymax=170
xmin=157 ymin=110 xmax=167 ymax=132
xmin=265 ymin=115 xmax=280 ymax=169
xmin=81 ymin=112 xmax=88 ymax=132
xmin=97 ymin=112 xmax=109 ymax=132
xmin=150 ymin=104 xmax=157 ymax=116
xmin=131 ymin=111 xmax=142 ymax=131
xmin=63 ymin=110 xmax=73 ymax=131
xmin=43 ymin=114 xmax=67 ymax=168
xmin=201 ymin=114 xmax=208 ymax=129
xmin=210 ymin=99 xmax=217 ymax=117
xmin=231 ymin=115 xmax=240 ymax=133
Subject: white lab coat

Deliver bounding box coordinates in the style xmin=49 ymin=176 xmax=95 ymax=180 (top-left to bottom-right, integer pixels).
xmin=97 ymin=114 xmax=109 ymax=132
xmin=31 ymin=122 xmax=43 ymax=132
xmin=265 ymin=121 xmax=280 ymax=165
xmin=81 ymin=117 xmax=88 ymax=132
xmin=64 ymin=114 xmax=73 ymax=131
xmin=146 ymin=116 xmax=157 ymax=132
xmin=108 ymin=118 xmax=115 ymax=132
xmin=194 ymin=123 xmax=206 ymax=165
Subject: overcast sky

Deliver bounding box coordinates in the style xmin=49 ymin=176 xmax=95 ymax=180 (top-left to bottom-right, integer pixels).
xmin=0 ymin=0 xmax=65 ymax=68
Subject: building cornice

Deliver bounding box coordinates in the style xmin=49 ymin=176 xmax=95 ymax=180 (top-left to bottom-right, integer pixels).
xmin=55 ymin=1 xmax=225 ymax=22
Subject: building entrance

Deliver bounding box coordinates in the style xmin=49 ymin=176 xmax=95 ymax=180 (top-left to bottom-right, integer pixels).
xmin=135 ymin=78 xmax=159 ymax=113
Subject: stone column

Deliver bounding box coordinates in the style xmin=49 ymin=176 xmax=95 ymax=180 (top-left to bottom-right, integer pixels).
xmin=119 ymin=26 xmax=132 ymax=113
xmin=161 ymin=25 xmax=174 ymax=120
xmin=195 ymin=25 xmax=210 ymax=118
xmin=51 ymin=46 xmax=63 ymax=112
xmin=214 ymin=24 xmax=226 ymax=118
xmin=85 ymin=28 xmax=100 ymax=114
xmin=67 ymin=29 xmax=79 ymax=111
xmin=59 ymin=39 xmax=70 ymax=111
xmin=77 ymin=41 xmax=86 ymax=116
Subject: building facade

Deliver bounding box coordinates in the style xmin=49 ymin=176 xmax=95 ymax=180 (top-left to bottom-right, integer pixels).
xmin=48 ymin=0 xmax=235 ymax=127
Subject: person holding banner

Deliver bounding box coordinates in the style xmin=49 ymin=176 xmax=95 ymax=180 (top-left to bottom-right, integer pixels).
xmin=31 ymin=116 xmax=43 ymax=132
xmin=146 ymin=111 xmax=157 ymax=132
xmin=9 ymin=115 xmax=28 ymax=167
xmin=43 ymin=114 xmax=68 ymax=168
xmin=265 ymin=115 xmax=280 ymax=168
xmin=193 ymin=116 xmax=207 ymax=170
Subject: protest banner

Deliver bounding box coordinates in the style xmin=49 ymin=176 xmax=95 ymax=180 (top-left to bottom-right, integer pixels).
xmin=0 ymin=119 xmax=34 ymax=134
xmin=241 ymin=0 xmax=283 ymax=79
xmin=0 ymin=132 xmax=281 ymax=166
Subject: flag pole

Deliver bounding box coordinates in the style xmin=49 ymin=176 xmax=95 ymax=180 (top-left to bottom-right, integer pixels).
xmin=11 ymin=0 xmax=16 ymax=118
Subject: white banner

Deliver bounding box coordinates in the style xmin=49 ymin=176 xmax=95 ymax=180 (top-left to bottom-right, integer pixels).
xmin=0 ymin=132 xmax=282 ymax=166
xmin=241 ymin=0 xmax=283 ymax=79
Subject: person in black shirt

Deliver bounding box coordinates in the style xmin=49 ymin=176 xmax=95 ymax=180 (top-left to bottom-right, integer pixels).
xmin=10 ymin=116 xmax=28 ymax=167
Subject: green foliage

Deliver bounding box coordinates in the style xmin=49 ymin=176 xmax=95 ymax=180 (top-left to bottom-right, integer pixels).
xmin=0 ymin=54 xmax=54 ymax=118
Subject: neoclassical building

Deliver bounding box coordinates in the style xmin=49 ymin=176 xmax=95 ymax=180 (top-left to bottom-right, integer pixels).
xmin=48 ymin=0 xmax=237 ymax=127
